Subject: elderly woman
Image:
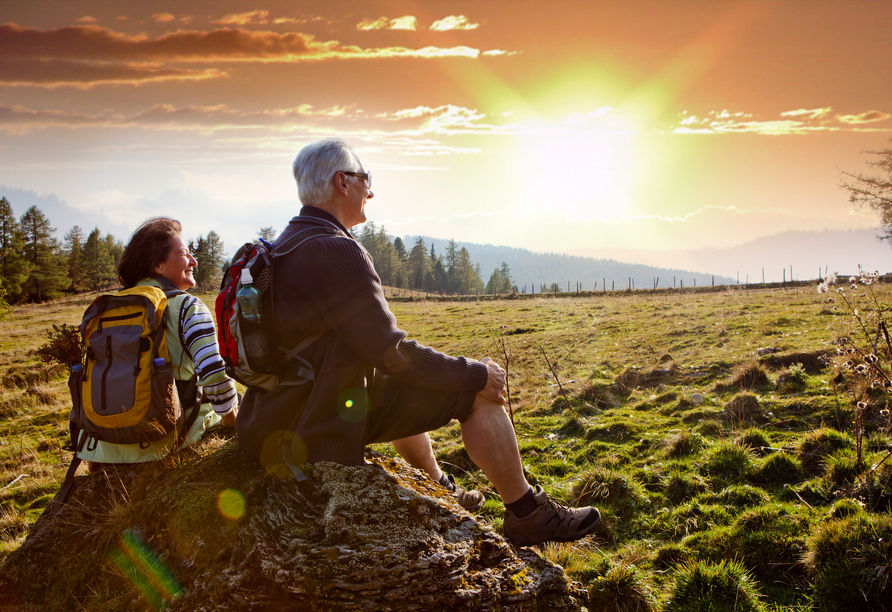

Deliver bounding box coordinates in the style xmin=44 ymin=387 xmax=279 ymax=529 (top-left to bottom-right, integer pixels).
xmin=76 ymin=217 xmax=238 ymax=465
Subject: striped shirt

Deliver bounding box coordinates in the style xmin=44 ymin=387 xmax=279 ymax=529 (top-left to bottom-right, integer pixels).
xmin=173 ymin=292 xmax=238 ymax=415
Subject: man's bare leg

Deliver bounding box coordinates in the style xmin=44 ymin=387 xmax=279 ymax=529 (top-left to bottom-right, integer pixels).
xmin=392 ymin=433 xmax=443 ymax=481
xmin=460 ymin=395 xmax=530 ymax=504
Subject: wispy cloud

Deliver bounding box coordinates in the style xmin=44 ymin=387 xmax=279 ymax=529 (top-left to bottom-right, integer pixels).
xmin=430 ymin=15 xmax=480 ymax=31
xmin=780 ymin=107 xmax=832 ymax=120
xmin=0 ymin=59 xmax=224 ymax=89
xmin=152 ymin=13 xmax=176 ymax=24
xmin=0 ymin=23 xmax=507 ymax=87
xmin=0 ymin=102 xmax=353 ymax=135
xmin=212 ymin=10 xmax=270 ymax=26
xmin=837 ymin=111 xmax=891 ymax=124
xmin=673 ymin=107 xmax=892 ymax=134
xmin=357 ymin=16 xmax=418 ymax=31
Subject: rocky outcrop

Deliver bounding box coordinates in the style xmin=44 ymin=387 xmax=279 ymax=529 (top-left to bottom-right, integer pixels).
xmin=0 ymin=442 xmax=584 ymax=611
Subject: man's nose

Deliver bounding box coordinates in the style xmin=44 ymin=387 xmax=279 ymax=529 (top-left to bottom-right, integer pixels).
xmin=367 ymin=189 xmax=374 ymax=199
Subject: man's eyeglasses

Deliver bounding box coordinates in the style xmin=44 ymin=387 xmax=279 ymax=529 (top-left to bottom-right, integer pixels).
xmin=341 ymin=171 xmax=372 ymax=189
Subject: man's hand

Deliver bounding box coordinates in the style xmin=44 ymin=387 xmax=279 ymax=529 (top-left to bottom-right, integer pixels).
xmin=478 ymin=356 xmax=507 ymax=405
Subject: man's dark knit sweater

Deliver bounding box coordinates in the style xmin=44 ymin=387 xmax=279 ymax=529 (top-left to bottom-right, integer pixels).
xmin=236 ymin=207 xmax=489 ymax=466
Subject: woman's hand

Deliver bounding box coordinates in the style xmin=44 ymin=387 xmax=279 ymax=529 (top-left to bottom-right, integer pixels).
xmin=221 ymin=403 xmax=239 ymax=428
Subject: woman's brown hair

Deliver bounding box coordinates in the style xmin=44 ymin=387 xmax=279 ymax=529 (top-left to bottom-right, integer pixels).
xmin=117 ymin=217 xmax=183 ymax=288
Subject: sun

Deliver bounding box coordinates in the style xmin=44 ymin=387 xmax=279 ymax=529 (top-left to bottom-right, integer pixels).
xmin=513 ymin=113 xmax=640 ymax=221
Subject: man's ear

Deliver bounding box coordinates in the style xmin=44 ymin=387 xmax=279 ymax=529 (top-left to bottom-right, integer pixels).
xmin=333 ymin=172 xmax=349 ymax=195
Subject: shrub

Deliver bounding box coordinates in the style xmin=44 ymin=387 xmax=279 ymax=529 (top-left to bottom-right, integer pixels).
xmin=695 ymin=419 xmax=724 ymax=438
xmin=665 ymin=559 xmax=767 ymax=612
xmin=797 ymin=428 xmax=854 ymax=474
xmin=663 ymin=470 xmax=709 ymax=506
xmin=751 ymin=451 xmax=802 ymax=485
xmin=653 ymin=543 xmax=690 ymax=570
xmin=827 ymin=498 xmax=863 ymax=519
xmin=578 ymin=383 xmax=619 ymax=409
xmin=573 ymin=466 xmax=647 ymax=523
xmin=776 ymin=362 xmax=809 ymax=393
xmin=713 ymin=484 xmax=770 ymax=508
xmin=804 ymin=513 xmax=892 ymax=611
xmin=683 ymin=504 xmax=810 ymax=586
xmin=714 ymin=362 xmax=770 ymax=393
xmin=662 ymin=430 xmax=705 ymax=458
xmin=822 ymin=447 xmax=868 ymax=488
xmin=702 ymin=441 xmax=754 ymax=485
xmin=587 ymin=563 xmax=658 ymax=612
xmin=722 ymin=392 xmax=762 ymax=423
xmin=736 ymin=427 xmax=771 ymax=456
xmin=653 ymin=501 xmax=731 ymax=539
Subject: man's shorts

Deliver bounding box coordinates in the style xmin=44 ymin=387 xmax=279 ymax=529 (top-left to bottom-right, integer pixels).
xmin=364 ymin=372 xmax=478 ymax=444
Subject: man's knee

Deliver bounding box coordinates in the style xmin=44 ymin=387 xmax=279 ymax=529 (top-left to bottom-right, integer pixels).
xmin=467 ymin=394 xmax=509 ymax=419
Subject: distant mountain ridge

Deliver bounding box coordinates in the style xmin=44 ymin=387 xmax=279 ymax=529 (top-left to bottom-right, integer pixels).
xmin=566 ymin=228 xmax=891 ymax=284
xmin=405 ymin=235 xmax=737 ymax=292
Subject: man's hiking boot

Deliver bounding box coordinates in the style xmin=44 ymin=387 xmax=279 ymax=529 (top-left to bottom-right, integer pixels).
xmin=503 ymin=486 xmax=600 ymax=547
xmin=441 ymin=473 xmax=485 ymax=512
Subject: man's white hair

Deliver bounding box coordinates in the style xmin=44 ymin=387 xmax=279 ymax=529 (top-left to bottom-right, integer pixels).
xmin=292 ymin=138 xmax=362 ymax=205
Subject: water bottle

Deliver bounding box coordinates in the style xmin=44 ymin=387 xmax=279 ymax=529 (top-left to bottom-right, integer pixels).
xmin=237 ymin=268 xmax=262 ymax=323
xmin=237 ymin=268 xmax=272 ymax=368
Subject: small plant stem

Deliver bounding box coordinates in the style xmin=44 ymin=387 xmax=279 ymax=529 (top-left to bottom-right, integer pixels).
xmin=539 ymin=344 xmax=575 ymax=415
xmin=492 ymin=330 xmax=516 ymax=432
xmin=880 ymin=321 xmax=892 ymax=376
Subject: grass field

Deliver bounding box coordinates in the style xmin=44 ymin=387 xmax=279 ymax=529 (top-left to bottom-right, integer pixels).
xmin=1 ymin=282 xmax=891 ymax=611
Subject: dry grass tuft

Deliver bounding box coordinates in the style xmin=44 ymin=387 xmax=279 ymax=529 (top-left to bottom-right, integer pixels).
xmin=723 ymin=392 xmax=761 ymax=423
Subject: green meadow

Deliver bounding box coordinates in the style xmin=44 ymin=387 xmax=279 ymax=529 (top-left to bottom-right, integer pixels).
xmin=2 ymin=282 xmax=892 ymax=611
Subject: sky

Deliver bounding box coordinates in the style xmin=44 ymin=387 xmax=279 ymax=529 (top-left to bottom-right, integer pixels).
xmin=1 ymin=0 xmax=891 ymax=282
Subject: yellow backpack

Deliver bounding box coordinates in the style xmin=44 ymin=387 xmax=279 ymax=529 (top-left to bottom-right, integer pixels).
xmin=73 ymin=285 xmax=187 ymax=445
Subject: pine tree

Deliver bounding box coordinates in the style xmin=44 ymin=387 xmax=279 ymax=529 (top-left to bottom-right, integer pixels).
xmin=81 ymin=227 xmax=115 ymax=291
xmin=486 ymin=268 xmax=504 ymax=295
xmin=499 ymin=262 xmax=513 ymax=293
xmin=393 ymin=237 xmax=407 ymax=262
xmin=258 ymin=226 xmax=277 ymax=243
xmin=0 ymin=197 xmax=29 ymax=301
xmin=64 ymin=226 xmax=85 ymax=292
xmin=191 ymin=231 xmax=224 ymax=289
xmin=20 ymin=206 xmax=67 ymax=302
xmin=105 ymin=233 xmax=123 ymax=275
xmin=408 ymin=237 xmax=428 ymax=290
xmin=446 ymin=239 xmax=458 ymax=294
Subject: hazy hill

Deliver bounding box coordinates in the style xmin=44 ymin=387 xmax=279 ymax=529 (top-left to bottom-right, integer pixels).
xmin=567 ymin=228 xmax=892 ymax=284
xmin=407 ymin=235 xmax=737 ymax=292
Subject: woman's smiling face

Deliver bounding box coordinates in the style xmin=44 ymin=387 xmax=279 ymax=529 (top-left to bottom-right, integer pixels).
xmin=154 ymin=234 xmax=196 ymax=290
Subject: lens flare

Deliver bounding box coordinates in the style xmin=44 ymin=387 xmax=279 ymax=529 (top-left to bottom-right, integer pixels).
xmin=217 ymin=488 xmax=246 ymax=520
xmin=110 ymin=529 xmax=183 ymax=610
xmin=337 ymin=388 xmax=368 ymax=423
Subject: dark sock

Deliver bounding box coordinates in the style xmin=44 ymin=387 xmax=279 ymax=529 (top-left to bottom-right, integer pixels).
xmin=505 ymin=486 xmax=537 ymax=518
xmin=438 ymin=472 xmax=453 ymax=490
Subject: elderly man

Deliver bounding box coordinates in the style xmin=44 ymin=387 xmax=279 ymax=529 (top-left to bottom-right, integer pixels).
xmin=236 ymin=138 xmax=600 ymax=546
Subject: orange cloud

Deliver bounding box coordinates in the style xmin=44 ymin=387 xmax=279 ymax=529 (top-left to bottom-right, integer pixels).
xmin=212 ymin=10 xmax=271 ymax=26
xmin=0 ymin=102 xmax=354 ymax=134
xmin=0 ymin=23 xmax=494 ymax=65
xmin=837 ymin=111 xmax=891 ymax=124
xmin=673 ymin=108 xmax=892 ymax=134
xmin=357 ymin=16 xmax=417 ymax=30
xmin=153 ymin=13 xmax=176 ymax=23
xmin=0 ymin=58 xmax=224 ymax=89
xmin=430 ymin=15 xmax=479 ymax=31
xmin=75 ymin=16 xmax=98 ymax=24
xmin=780 ymin=107 xmax=832 ymax=120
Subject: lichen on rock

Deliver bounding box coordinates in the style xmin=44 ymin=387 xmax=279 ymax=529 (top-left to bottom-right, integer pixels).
xmin=0 ymin=442 xmax=584 ymax=611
